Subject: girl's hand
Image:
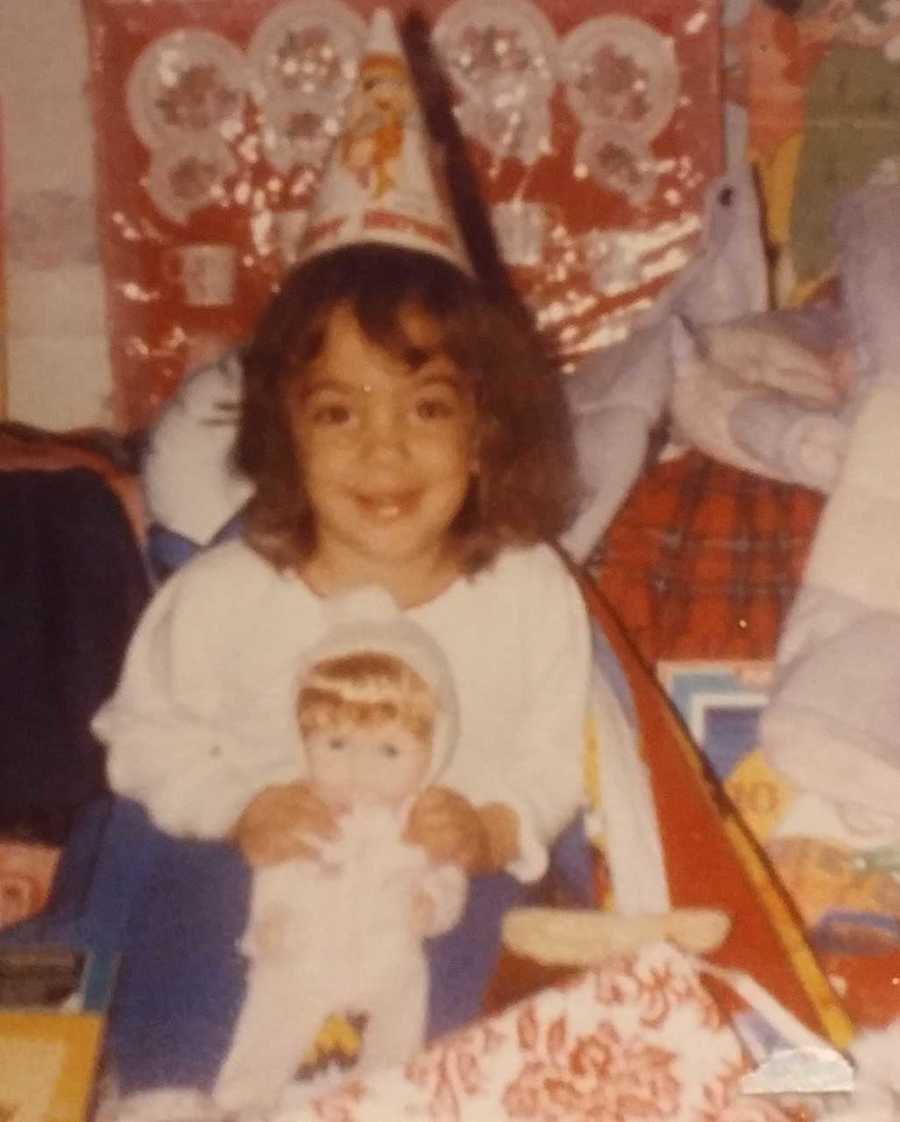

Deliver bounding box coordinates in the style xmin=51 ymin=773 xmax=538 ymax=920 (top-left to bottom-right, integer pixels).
xmin=406 ymin=788 xmax=519 ymax=875
xmin=233 ymin=781 xmax=337 ymax=867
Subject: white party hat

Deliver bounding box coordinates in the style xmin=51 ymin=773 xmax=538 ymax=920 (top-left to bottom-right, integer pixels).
xmin=295 ymin=7 xmax=470 ymax=271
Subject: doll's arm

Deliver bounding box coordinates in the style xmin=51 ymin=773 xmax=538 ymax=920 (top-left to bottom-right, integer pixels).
xmin=240 ymin=864 xmax=312 ymax=958
xmin=414 ymin=861 xmax=468 ymax=938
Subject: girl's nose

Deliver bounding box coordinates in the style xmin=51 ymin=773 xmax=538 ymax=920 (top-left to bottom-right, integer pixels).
xmin=361 ymin=401 xmax=408 ymax=460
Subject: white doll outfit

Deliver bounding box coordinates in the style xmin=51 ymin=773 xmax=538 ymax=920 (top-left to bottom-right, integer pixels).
xmin=214 ymin=803 xmax=467 ymax=1113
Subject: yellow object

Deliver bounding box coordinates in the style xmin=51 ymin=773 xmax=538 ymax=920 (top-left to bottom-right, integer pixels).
xmin=0 ymin=1012 xmax=104 ymax=1122
xmin=724 ymin=748 xmax=795 ymax=843
xmin=587 ymin=654 xmax=853 ymax=1049
xmin=666 ymin=710 xmax=854 ymax=1049
xmin=755 ymin=133 xmax=803 ymax=249
xmin=582 ymin=714 xmax=601 ymax=827
xmin=754 ymin=136 xmax=834 ymax=306
xmin=302 ymin=1013 xmax=364 ymax=1071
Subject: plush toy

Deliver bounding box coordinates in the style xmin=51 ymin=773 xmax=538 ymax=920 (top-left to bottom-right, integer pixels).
xmin=669 ymin=305 xmax=853 ymax=494
xmin=562 ymin=164 xmax=857 ymax=562
xmin=561 ymin=162 xmax=771 ymax=561
xmin=760 ymin=185 xmax=900 ymax=853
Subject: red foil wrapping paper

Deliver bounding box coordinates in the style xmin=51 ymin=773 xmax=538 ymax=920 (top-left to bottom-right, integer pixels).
xmin=83 ymin=0 xmax=721 ymax=430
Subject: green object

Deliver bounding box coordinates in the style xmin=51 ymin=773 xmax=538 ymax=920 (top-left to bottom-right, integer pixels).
xmin=790 ymin=44 xmax=900 ymax=283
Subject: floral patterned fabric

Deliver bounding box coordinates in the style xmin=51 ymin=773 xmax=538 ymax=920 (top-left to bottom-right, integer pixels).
xmin=280 ymin=943 xmax=800 ymax=1122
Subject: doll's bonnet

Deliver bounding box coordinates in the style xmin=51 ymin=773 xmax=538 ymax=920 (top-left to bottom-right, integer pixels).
xmin=297 ymin=586 xmax=459 ymax=783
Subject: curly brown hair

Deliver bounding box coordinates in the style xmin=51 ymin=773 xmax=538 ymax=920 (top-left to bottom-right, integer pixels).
xmin=236 ymin=244 xmax=579 ymax=573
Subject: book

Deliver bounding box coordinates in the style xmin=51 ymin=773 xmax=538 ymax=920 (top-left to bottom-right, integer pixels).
xmin=656 ymin=659 xmax=792 ymax=842
xmin=0 ymin=946 xmax=118 ymax=1122
xmin=656 ymin=661 xmax=900 ymax=952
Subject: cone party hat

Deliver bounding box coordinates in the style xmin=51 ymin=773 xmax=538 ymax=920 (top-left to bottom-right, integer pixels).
xmin=295 ymin=8 xmax=470 ymax=271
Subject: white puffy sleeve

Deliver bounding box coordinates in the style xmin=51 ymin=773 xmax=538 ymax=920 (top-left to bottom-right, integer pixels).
xmin=501 ymin=551 xmax=592 ymax=881
xmin=92 ymin=548 xmax=297 ymax=839
xmin=436 ymin=548 xmax=592 ymax=883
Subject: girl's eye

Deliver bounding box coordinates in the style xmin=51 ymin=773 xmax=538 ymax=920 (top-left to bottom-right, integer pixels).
xmin=315 ymin=405 xmax=351 ymax=426
xmin=380 ymin=742 xmax=400 ymax=758
xmin=413 ymin=396 xmax=456 ymax=421
xmin=328 ymin=737 xmax=347 ymax=752
xmin=308 ymin=401 xmax=354 ymax=427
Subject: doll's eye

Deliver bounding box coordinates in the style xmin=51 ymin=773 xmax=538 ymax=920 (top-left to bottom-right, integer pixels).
xmin=328 ymin=736 xmax=347 ymax=751
xmin=380 ymin=742 xmax=400 ymax=758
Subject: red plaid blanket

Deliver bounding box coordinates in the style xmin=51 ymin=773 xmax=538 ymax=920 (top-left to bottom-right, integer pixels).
xmin=587 ymin=450 xmax=825 ymax=664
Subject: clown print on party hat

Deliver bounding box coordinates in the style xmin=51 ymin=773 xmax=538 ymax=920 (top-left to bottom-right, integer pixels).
xmin=295 ymin=7 xmax=471 ymax=272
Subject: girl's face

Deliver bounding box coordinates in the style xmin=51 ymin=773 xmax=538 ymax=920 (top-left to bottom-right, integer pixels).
xmin=288 ymin=302 xmax=478 ymax=598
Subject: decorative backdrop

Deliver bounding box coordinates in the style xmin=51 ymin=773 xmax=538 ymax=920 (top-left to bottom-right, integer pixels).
xmin=82 ymin=0 xmax=721 ymax=430
xmin=742 ymin=0 xmax=900 ymax=304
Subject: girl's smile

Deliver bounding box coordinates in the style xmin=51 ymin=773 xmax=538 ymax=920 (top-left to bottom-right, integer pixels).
xmin=290 ymin=302 xmax=478 ymax=603
xmin=353 ymin=488 xmax=422 ymax=521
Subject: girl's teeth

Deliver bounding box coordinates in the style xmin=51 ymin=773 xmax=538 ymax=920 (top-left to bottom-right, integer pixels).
xmin=362 ymin=495 xmax=409 ymax=518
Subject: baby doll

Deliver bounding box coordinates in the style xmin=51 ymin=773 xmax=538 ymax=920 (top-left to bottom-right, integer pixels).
xmin=213 ymin=587 xmax=468 ymax=1115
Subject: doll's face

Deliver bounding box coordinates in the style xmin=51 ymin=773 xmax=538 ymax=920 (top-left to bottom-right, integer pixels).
xmin=305 ymin=720 xmax=432 ymax=812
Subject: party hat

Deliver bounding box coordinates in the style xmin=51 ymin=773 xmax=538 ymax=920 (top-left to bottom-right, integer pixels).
xmin=295 ymin=8 xmax=470 ymax=271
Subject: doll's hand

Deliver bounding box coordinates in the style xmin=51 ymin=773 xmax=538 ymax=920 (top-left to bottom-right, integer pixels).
xmin=233 ymin=781 xmax=338 ymax=867
xmin=405 ymin=787 xmax=518 ymax=875
xmin=411 ymin=889 xmax=436 ymax=936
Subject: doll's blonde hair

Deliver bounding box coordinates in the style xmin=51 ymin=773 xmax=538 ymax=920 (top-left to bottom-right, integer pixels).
xmin=297 ymin=652 xmax=436 ymax=745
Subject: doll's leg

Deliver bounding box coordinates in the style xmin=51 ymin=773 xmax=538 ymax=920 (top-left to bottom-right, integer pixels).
xmin=214 ymin=962 xmax=334 ymax=1113
xmin=359 ymin=960 xmax=428 ymax=1073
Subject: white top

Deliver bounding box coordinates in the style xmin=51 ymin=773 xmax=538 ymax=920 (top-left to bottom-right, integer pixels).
xmin=244 ymin=805 xmax=468 ymax=965
xmin=93 ymin=540 xmax=592 ymax=881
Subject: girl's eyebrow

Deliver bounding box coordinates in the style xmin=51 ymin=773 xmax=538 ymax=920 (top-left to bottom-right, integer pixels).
xmin=297 ymin=377 xmax=354 ymax=399
xmin=410 ymin=355 xmax=465 ymax=384
xmin=412 ymin=368 xmax=464 ymax=388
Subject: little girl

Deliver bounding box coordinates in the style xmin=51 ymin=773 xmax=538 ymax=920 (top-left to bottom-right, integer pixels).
xmin=92 ymin=5 xmax=594 ymax=1099
xmin=97 ymin=236 xmax=589 ymax=869
xmin=215 ymin=586 xmax=467 ymax=1114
